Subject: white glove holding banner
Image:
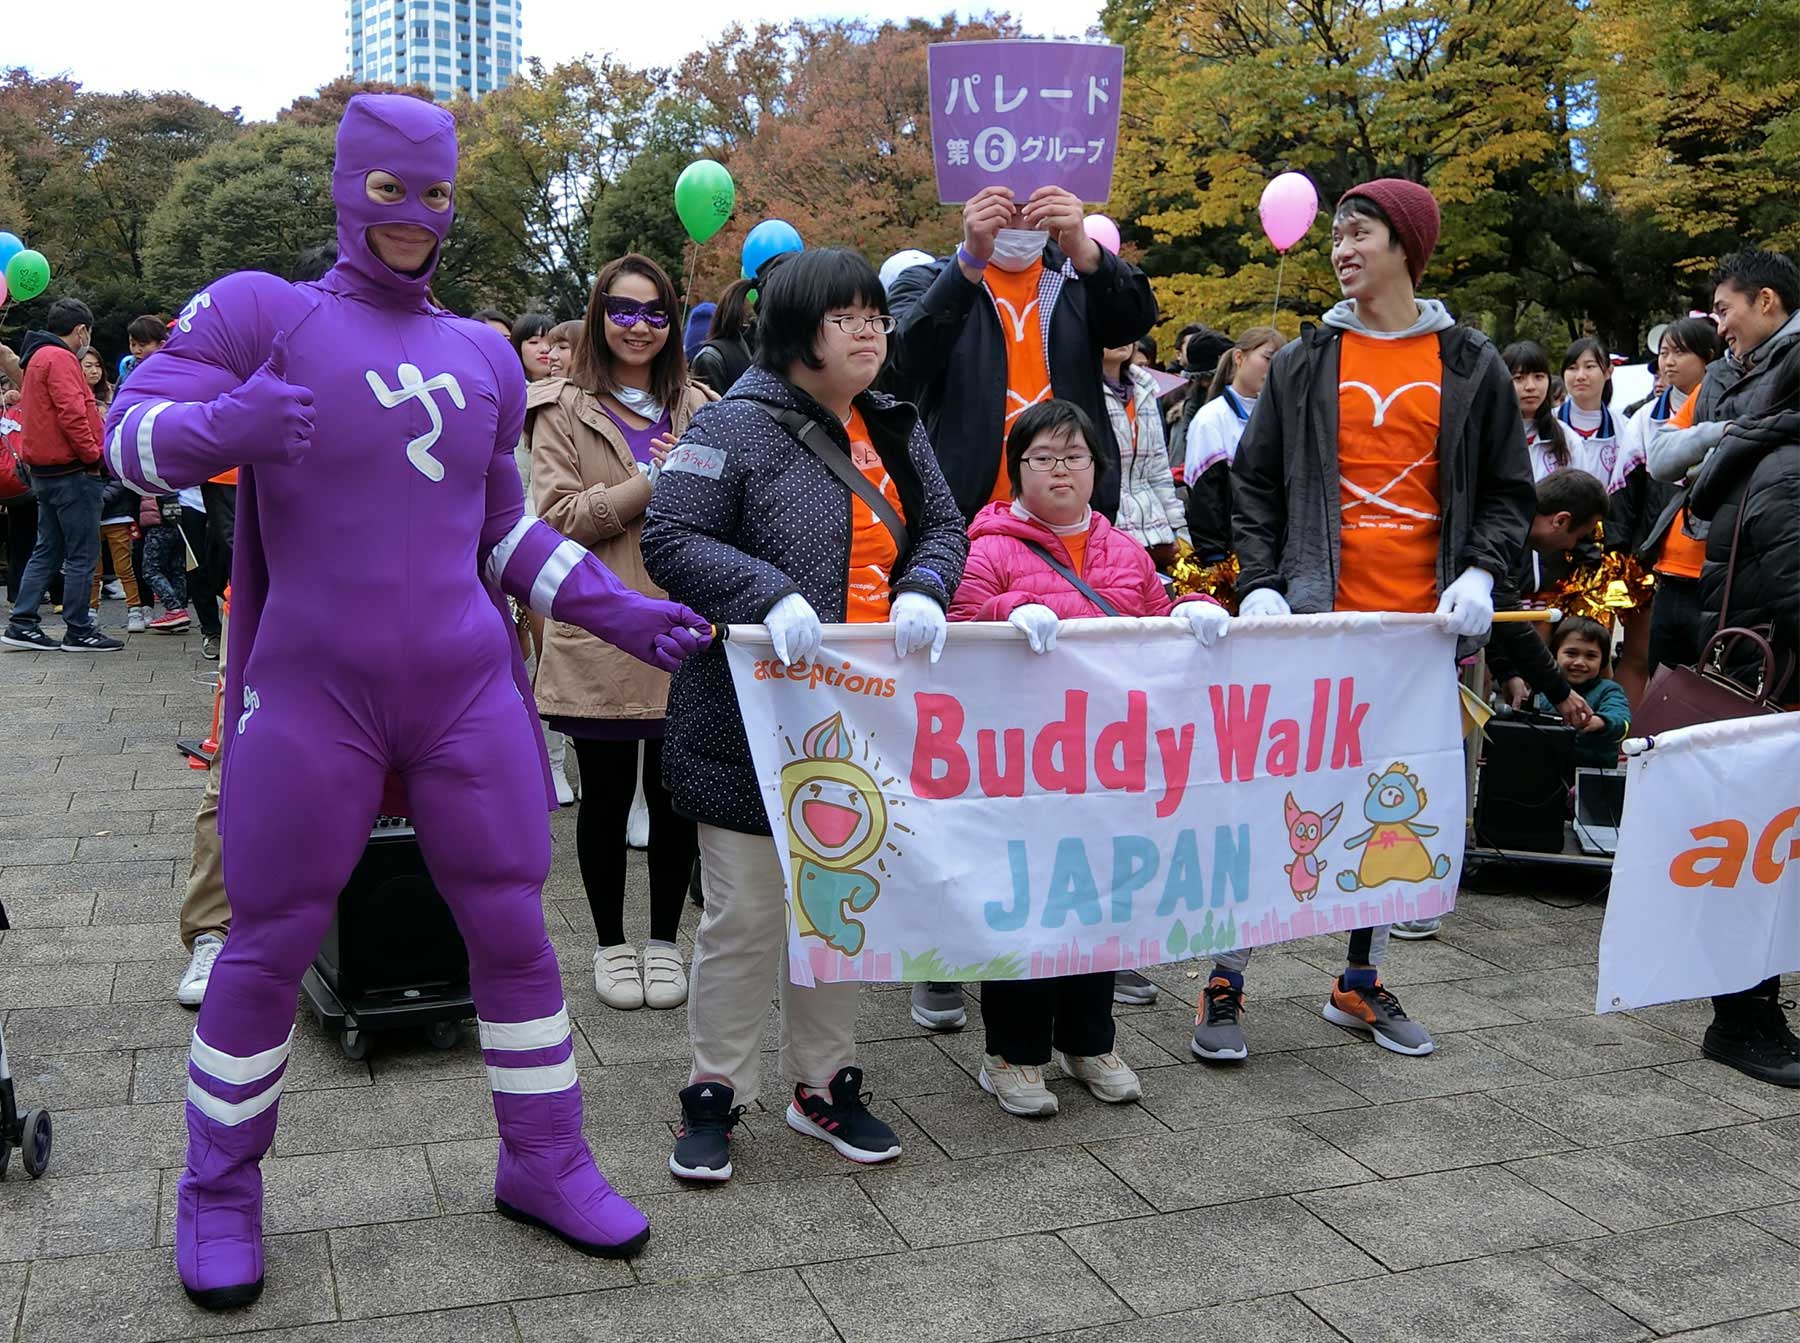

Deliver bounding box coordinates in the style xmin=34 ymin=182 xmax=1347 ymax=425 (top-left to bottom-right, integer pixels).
xmin=892 ymin=591 xmax=948 ymax=663
xmin=1435 ymin=567 xmax=1496 ymax=637
xmin=765 ymin=593 xmax=822 ymax=667
xmin=1008 ymin=602 xmax=1061 ymax=654
xmin=1238 ymin=587 xmax=1290 ymax=618
xmin=1174 ymin=600 xmax=1232 ymax=647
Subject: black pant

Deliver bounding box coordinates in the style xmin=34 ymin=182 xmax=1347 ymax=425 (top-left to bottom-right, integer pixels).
xmin=175 ymin=506 xmax=221 ymax=637
xmin=1648 ymin=574 xmax=1703 ymax=676
xmin=202 ymin=480 xmax=236 ymax=595
xmin=569 ymin=736 xmax=696 ymax=947
xmin=982 ymin=973 xmax=1116 ymax=1065
xmin=1714 ymin=975 xmax=1782 ymax=1021
xmin=3 ymin=498 xmax=36 ymax=604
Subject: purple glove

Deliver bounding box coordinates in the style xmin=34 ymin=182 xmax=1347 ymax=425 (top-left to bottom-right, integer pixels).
xmin=211 ymin=331 xmax=315 ymax=468
xmin=590 ymin=590 xmax=713 ymax=673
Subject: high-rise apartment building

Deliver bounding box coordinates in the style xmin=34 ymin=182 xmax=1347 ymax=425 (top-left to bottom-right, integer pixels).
xmin=347 ymin=0 xmax=520 ymax=102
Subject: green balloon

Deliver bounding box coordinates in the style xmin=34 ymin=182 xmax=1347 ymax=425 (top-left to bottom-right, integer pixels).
xmin=4 ymin=249 xmax=50 ymax=303
xmin=674 ymin=160 xmax=736 ymax=245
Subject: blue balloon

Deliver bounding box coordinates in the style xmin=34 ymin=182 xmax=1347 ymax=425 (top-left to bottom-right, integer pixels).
xmin=741 ymin=220 xmax=803 ymax=281
xmin=0 ymin=232 xmax=21 ymax=272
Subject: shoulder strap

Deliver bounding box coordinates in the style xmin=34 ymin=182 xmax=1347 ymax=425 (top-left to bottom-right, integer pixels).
xmin=1021 ymin=538 xmax=1123 ymax=618
xmin=1716 ymin=475 xmax=1753 ymax=631
xmin=744 ymin=399 xmax=910 ymax=556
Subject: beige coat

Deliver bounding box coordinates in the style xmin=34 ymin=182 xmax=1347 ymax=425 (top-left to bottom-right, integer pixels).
xmin=528 ymin=380 xmax=706 ymax=722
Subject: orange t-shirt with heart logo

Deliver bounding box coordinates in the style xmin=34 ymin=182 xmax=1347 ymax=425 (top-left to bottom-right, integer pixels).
xmin=983 ymin=261 xmax=1052 ymax=503
xmin=843 ymin=407 xmax=907 ymax=623
xmin=1336 ymin=331 xmax=1444 ymax=614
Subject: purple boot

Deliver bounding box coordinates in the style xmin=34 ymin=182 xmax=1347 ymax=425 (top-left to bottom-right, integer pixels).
xmin=178 ymin=1026 xmax=292 ymax=1309
xmin=480 ymin=1007 xmax=650 ymax=1257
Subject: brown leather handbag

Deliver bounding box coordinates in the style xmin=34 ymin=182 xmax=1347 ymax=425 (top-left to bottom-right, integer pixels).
xmin=1635 ymin=486 xmax=1790 ymax=735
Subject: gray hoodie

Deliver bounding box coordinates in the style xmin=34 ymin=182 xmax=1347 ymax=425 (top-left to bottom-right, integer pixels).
xmin=1320 ymin=298 xmax=1458 ymax=340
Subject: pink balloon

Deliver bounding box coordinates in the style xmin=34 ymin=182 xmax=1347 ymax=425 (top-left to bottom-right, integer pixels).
xmin=1258 ymin=172 xmax=1319 ymax=252
xmin=1082 ymin=214 xmax=1121 ymax=255
xmin=0 ymin=272 xmax=7 ymax=305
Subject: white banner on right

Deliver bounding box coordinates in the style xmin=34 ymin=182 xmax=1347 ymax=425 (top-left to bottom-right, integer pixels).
xmin=1597 ymin=712 xmax=1800 ymax=1013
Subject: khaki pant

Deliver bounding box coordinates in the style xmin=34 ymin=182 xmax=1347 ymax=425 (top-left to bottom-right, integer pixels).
xmin=687 ymin=823 xmax=858 ymax=1107
xmin=180 ymin=614 xmax=230 ymax=949
xmin=90 ymin=522 xmax=142 ymax=609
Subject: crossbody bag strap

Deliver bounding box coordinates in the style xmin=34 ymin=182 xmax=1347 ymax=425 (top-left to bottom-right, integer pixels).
xmin=1715 ymin=477 xmax=1752 ymax=633
xmin=1021 ymin=538 xmax=1123 ymax=618
xmin=746 ymin=400 xmax=910 ymax=557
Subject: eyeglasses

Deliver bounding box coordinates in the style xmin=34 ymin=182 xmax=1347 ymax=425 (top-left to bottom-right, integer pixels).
xmin=603 ymin=298 xmax=671 ymax=330
xmin=1021 ymin=451 xmax=1094 ymax=473
xmin=823 ymin=314 xmax=898 ymax=336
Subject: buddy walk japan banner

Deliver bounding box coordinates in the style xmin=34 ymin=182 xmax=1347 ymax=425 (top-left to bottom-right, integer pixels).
xmin=722 ymin=614 xmax=1467 ymax=988
xmin=1597 ymin=713 xmax=1800 ymax=1013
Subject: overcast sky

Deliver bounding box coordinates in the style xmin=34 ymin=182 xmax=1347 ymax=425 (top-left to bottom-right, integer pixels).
xmin=13 ymin=0 xmax=1104 ymax=120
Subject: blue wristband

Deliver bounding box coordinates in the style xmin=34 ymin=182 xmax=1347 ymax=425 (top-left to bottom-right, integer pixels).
xmin=956 ymin=245 xmax=989 ymax=273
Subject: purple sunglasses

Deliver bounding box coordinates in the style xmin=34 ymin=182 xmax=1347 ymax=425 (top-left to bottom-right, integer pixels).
xmin=603 ymin=297 xmax=671 ymax=330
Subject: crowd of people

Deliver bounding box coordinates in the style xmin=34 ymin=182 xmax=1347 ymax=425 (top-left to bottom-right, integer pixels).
xmin=0 ymin=91 xmax=1793 ymax=1309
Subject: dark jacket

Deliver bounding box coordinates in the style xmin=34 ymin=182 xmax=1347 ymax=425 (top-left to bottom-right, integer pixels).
xmin=886 ymin=244 xmax=1159 ymax=522
xmin=690 ymin=334 xmax=753 ymax=399
xmin=641 ymin=367 xmax=969 ymax=834
xmin=1488 ymin=544 xmax=1572 ymax=704
xmin=1185 ymin=459 xmax=1233 ymax=562
xmin=1689 ymin=408 xmax=1800 ymax=703
xmin=1641 ymin=310 xmax=1800 ymax=563
xmin=1231 ymin=321 xmax=1534 ymax=646
xmin=17 ymin=331 xmax=103 ymax=477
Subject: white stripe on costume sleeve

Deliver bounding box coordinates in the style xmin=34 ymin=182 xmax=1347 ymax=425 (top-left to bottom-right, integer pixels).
xmin=529 ymin=539 xmax=586 ymax=615
xmin=481 ymin=514 xmax=535 ymax=590
xmin=135 ymin=401 xmax=178 ymax=493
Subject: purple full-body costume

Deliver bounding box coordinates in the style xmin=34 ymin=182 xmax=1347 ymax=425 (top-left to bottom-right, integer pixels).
xmin=104 ymin=96 xmax=708 ymax=1308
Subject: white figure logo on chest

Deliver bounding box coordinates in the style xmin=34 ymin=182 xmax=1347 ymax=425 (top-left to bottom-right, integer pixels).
xmin=364 ymin=363 xmax=467 ymax=482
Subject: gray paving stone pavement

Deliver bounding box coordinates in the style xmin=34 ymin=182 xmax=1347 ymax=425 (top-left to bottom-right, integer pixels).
xmin=3 ymin=624 xmax=1798 ymax=1341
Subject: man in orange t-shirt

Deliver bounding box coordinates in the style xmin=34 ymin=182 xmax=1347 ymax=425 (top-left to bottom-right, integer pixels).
xmin=1215 ymin=178 xmax=1533 ymax=1065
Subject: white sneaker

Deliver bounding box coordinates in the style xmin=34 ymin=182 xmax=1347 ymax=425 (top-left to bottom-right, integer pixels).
xmin=978 ymin=1054 xmax=1058 ymax=1116
xmin=642 ymin=943 xmax=688 ymax=1009
xmin=126 ymin=606 xmax=147 ymax=633
xmin=626 ymin=797 xmax=650 ymax=849
xmin=178 ymin=933 xmax=224 ymax=1008
xmin=553 ymin=771 xmax=576 ymax=807
xmin=1054 ymin=1049 xmax=1141 ymax=1103
xmin=593 ymin=944 xmax=644 ymax=1010
xmin=102 ymin=578 xmax=126 ymax=602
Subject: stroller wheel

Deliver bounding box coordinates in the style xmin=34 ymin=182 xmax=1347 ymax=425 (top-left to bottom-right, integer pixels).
xmin=20 ymin=1110 xmax=50 ymax=1178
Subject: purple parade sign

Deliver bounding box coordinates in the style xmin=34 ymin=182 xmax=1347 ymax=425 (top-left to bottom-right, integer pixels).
xmin=928 ymin=40 xmax=1126 ymax=205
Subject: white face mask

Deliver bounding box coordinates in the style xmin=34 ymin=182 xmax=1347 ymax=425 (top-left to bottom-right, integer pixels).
xmin=991 ymin=228 xmax=1049 ymax=271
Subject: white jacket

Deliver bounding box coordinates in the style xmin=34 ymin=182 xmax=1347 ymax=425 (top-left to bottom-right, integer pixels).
xmin=1182 ymin=389 xmax=1254 ymax=483
xmin=1103 ymin=365 xmax=1189 ymax=548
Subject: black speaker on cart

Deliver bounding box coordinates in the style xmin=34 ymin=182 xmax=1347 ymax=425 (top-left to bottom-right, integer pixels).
xmin=1473 ymin=715 xmax=1575 ymax=854
xmin=302 ymin=817 xmax=474 ymax=1061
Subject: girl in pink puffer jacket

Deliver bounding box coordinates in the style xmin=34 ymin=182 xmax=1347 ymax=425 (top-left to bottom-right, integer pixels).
xmin=947 ymin=400 xmax=1229 ymax=1122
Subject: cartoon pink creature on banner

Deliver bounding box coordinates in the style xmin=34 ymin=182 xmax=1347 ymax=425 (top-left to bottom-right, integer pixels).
xmin=727 ymin=615 xmax=1467 ymax=987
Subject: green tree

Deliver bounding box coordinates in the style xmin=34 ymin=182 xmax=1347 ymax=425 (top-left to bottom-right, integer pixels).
xmin=1585 ymin=0 xmax=1800 ymax=270
xmin=144 ymin=122 xmax=336 ymax=303
xmin=455 ymin=56 xmax=666 ymax=317
xmin=1101 ymin=0 xmax=1592 ymax=343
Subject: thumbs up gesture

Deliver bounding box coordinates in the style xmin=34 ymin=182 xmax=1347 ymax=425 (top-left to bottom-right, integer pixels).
xmin=219 ymin=331 xmax=315 ymax=468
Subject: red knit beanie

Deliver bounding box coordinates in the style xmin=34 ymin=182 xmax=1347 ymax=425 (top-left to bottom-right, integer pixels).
xmin=1338 ymin=179 xmax=1440 ymax=284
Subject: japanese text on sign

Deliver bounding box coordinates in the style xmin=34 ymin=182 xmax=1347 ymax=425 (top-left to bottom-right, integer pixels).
xmin=929 ymin=40 xmax=1126 ymax=204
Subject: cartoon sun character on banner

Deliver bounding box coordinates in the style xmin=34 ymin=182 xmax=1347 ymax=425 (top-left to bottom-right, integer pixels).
xmin=1337 ymin=761 xmax=1454 ymax=892
xmin=780 ymin=712 xmax=896 ymax=956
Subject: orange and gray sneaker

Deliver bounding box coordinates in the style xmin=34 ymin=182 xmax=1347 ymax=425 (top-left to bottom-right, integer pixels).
xmin=1323 ymin=977 xmax=1435 ymax=1056
xmin=1191 ymin=976 xmax=1248 ymax=1061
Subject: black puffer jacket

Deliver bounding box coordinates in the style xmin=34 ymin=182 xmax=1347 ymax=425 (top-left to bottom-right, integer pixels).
xmin=641 ymin=367 xmax=969 ymax=834
xmin=1689 ymin=409 xmax=1800 ymax=703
